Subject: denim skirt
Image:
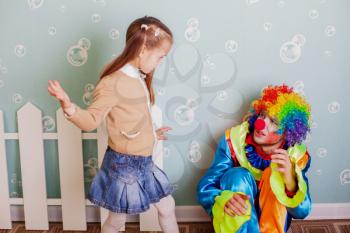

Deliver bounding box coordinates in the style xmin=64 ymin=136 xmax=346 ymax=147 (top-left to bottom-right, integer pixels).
xmin=88 ymin=147 xmax=173 ymax=214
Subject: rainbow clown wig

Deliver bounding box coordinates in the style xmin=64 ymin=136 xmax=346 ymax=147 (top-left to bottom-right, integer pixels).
xmin=247 ymin=84 xmax=311 ymax=147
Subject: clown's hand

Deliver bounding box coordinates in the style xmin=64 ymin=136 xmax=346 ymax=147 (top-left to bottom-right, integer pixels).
xmin=271 ymin=148 xmax=297 ymax=192
xmin=224 ymin=193 xmax=250 ymax=216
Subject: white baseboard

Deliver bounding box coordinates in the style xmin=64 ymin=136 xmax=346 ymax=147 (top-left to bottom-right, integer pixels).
xmin=308 ymin=203 xmax=350 ymax=220
xmin=9 ymin=203 xmax=350 ymax=222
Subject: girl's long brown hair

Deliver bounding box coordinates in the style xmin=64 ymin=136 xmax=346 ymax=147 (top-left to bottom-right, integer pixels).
xmin=100 ymin=16 xmax=173 ymax=105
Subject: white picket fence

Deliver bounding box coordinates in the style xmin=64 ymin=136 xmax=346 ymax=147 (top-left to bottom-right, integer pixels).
xmin=0 ymin=102 xmax=164 ymax=231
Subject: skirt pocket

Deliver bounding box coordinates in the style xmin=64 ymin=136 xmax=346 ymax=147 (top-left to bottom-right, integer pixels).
xmin=108 ymin=162 xmax=137 ymax=185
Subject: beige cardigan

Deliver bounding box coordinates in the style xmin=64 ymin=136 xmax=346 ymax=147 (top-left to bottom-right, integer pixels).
xmin=65 ymin=64 xmax=157 ymax=156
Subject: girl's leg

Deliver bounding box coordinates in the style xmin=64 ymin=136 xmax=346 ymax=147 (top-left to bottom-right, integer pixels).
xmin=101 ymin=211 xmax=127 ymax=233
xmin=152 ymin=195 xmax=180 ymax=233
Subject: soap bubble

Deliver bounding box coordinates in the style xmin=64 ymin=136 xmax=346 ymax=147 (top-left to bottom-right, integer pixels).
xmin=10 ymin=192 xmax=19 ymax=198
xmin=316 ymin=148 xmax=327 ymax=158
xmin=28 ymin=0 xmax=44 ymax=9
xmin=84 ymin=158 xmax=98 ymax=182
xmin=91 ymin=14 xmax=101 ymax=23
xmin=186 ymin=98 xmax=199 ymax=110
xmin=83 ymin=91 xmax=93 ymax=106
xmin=187 ymin=18 xmax=199 ymax=28
xmin=185 ymin=27 xmax=200 ymax=42
xmin=263 ymin=22 xmax=272 ymax=32
xmin=325 ymin=25 xmax=336 ymax=37
xmin=309 ymin=9 xmax=319 ymax=20
xmin=292 ymin=34 xmax=306 ymax=47
xmin=0 ymin=66 xmax=8 ymax=74
xmin=48 ymin=26 xmax=57 ymax=36
xmin=328 ymin=101 xmax=340 ymax=113
xmin=78 ymin=38 xmax=91 ymax=50
xmin=293 ymin=80 xmax=305 ymax=94
xmin=216 ymin=91 xmax=228 ymax=101
xmin=201 ymin=75 xmax=211 ymax=86
xmin=109 ymin=28 xmax=120 ymax=40
xmin=84 ymin=83 xmax=95 ymax=92
xmin=225 ymin=40 xmax=238 ymax=53
xmin=190 ymin=140 xmax=200 ymax=150
xmin=42 ymin=115 xmax=56 ymax=132
xmin=84 ymin=167 xmax=96 ymax=182
xmin=174 ymin=105 xmax=195 ymax=126
xmin=13 ymin=93 xmax=23 ymax=104
xmin=87 ymin=157 xmax=98 ymax=168
xmin=67 ymin=45 xmax=88 ymax=67
xmin=14 ymin=45 xmax=26 ymax=57
xmin=10 ymin=173 xmax=18 ymax=184
xmin=340 ymin=169 xmax=350 ymax=185
xmin=325 ymin=26 xmax=336 ymax=37
xmin=188 ymin=149 xmax=201 ymax=163
xmin=280 ymin=41 xmax=301 ymax=63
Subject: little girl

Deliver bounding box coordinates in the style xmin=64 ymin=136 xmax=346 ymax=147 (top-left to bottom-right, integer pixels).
xmin=48 ymin=16 xmax=179 ymax=233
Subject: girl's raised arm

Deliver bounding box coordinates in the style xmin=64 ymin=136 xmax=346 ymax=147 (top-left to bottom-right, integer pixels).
xmin=47 ymin=76 xmax=118 ymax=131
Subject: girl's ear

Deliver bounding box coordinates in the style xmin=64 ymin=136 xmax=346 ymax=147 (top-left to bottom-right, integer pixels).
xmin=139 ymin=44 xmax=146 ymax=58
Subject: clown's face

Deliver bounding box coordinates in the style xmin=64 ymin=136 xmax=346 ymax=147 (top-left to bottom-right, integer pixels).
xmin=253 ymin=112 xmax=284 ymax=146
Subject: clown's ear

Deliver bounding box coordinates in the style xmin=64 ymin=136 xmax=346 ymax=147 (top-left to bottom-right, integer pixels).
xmin=242 ymin=112 xmax=253 ymax=122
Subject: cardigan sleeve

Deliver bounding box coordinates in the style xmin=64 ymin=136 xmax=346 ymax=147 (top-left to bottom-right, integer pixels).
xmin=65 ymin=75 xmax=119 ymax=131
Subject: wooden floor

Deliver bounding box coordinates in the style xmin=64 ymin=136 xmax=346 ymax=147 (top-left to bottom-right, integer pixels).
xmin=1 ymin=220 xmax=350 ymax=233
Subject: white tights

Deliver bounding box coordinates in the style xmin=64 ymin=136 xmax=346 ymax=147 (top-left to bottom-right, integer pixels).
xmin=101 ymin=195 xmax=179 ymax=233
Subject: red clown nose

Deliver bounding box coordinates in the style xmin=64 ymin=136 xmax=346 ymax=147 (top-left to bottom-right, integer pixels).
xmin=254 ymin=119 xmax=266 ymax=130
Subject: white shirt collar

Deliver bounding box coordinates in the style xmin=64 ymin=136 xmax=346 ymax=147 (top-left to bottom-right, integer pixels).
xmin=120 ymin=63 xmax=146 ymax=79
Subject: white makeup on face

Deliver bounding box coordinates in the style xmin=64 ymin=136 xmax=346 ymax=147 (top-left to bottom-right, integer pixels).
xmin=253 ymin=114 xmax=283 ymax=146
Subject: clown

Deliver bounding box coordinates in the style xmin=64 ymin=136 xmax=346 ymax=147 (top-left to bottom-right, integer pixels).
xmin=197 ymin=85 xmax=312 ymax=233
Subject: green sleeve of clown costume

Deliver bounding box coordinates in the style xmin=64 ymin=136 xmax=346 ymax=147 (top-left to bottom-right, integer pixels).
xmin=212 ymin=191 xmax=252 ymax=233
xmin=286 ymin=154 xmax=312 ymax=219
xmin=270 ymin=144 xmax=312 ymax=218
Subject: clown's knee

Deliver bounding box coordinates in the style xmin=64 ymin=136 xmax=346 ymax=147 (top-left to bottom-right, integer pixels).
xmin=220 ymin=167 xmax=257 ymax=198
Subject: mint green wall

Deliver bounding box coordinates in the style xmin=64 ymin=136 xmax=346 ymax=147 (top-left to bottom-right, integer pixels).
xmin=0 ymin=0 xmax=349 ymax=205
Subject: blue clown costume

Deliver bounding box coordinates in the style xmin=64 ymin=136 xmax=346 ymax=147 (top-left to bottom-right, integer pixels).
xmin=197 ymin=85 xmax=312 ymax=233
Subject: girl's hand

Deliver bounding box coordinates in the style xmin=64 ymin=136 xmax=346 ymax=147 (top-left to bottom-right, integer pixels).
xmin=47 ymin=80 xmax=72 ymax=109
xmin=271 ymin=149 xmax=297 ymax=192
xmin=224 ymin=193 xmax=250 ymax=216
xmin=155 ymin=126 xmax=172 ymax=140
